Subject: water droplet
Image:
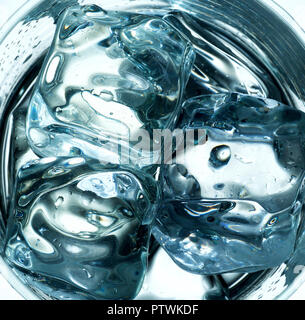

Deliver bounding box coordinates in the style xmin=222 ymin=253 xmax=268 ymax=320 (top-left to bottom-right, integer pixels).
xmin=33 ymin=41 xmax=41 ymax=49
xmin=121 ymin=207 xmax=134 ymax=217
xmin=23 ymin=54 xmax=32 ymax=64
xmin=209 ymin=145 xmax=231 ymax=168
xmin=214 ymin=183 xmax=225 ymax=190
xmin=268 ymin=217 xmax=278 ymax=226
xmin=14 ymin=244 xmax=32 ymax=268
xmin=46 ymin=166 xmax=66 ymax=177
xmin=55 ymin=196 xmax=64 ymax=208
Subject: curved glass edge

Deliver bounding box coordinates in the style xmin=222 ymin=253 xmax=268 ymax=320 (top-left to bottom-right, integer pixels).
xmin=266 ymin=0 xmax=305 ymax=44
xmin=0 ymin=0 xmax=305 ymax=300
xmin=259 ymin=2 xmax=305 ymax=300
xmin=0 ymin=256 xmax=39 ymax=300
xmin=0 ymin=0 xmax=41 ymax=42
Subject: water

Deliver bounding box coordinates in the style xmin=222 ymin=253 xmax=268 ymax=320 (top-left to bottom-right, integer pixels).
xmin=1 ymin=2 xmax=304 ymax=300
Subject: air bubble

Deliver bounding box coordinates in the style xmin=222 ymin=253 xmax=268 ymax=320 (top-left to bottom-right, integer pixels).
xmin=209 ymin=145 xmax=231 ymax=168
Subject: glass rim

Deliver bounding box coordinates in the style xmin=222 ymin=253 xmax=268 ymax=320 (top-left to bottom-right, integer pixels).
xmin=0 ymin=0 xmax=305 ymax=300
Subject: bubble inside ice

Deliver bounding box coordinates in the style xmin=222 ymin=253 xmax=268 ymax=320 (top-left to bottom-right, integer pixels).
xmin=26 ymin=4 xmax=195 ymax=168
xmin=4 ymin=157 xmax=159 ymax=299
xmin=152 ymin=93 xmax=305 ymax=274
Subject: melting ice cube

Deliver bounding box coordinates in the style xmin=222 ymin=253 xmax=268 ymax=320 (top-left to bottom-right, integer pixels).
xmin=4 ymin=157 xmax=159 ymax=299
xmin=26 ymin=4 xmax=195 ymax=168
xmin=152 ymin=93 xmax=305 ymax=274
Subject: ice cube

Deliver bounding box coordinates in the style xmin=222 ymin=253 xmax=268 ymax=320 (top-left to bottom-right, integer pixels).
xmin=4 ymin=157 xmax=159 ymax=299
xmin=152 ymin=93 xmax=305 ymax=274
xmin=26 ymin=5 xmax=195 ymax=168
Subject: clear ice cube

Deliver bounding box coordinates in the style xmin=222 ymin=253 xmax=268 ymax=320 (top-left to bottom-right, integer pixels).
xmin=26 ymin=5 xmax=195 ymax=168
xmin=4 ymin=157 xmax=159 ymax=299
xmin=152 ymin=93 xmax=305 ymax=274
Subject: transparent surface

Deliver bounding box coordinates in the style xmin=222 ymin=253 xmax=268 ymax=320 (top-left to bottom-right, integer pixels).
xmin=4 ymin=157 xmax=159 ymax=299
xmin=153 ymin=93 xmax=305 ymax=274
xmin=26 ymin=5 xmax=195 ymax=168
xmin=0 ymin=0 xmax=305 ymax=300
